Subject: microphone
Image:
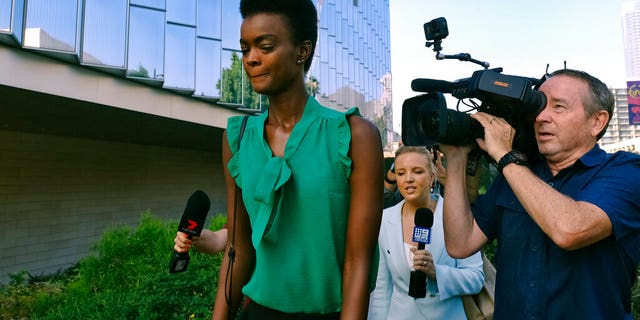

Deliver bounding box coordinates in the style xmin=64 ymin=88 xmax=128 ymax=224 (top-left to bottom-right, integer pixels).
xmin=168 ymin=190 xmax=211 ymax=273
xmin=411 ymin=78 xmax=468 ymax=93
xmin=408 ymin=207 xmax=434 ymax=298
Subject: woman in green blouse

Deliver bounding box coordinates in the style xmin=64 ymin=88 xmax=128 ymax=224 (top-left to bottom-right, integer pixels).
xmin=211 ymin=1 xmax=384 ymax=319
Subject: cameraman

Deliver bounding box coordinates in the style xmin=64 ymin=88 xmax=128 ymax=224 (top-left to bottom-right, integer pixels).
xmin=439 ymin=69 xmax=640 ymax=319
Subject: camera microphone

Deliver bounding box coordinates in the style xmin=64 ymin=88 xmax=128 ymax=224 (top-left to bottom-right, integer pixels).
xmin=408 ymin=207 xmax=434 ymax=298
xmin=411 ymin=78 xmax=467 ymax=94
xmin=168 ymin=190 xmax=210 ymax=273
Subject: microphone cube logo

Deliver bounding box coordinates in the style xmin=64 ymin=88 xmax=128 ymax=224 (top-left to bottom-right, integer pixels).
xmin=412 ymin=227 xmax=431 ymax=244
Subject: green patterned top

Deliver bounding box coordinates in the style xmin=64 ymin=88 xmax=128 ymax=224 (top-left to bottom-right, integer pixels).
xmin=227 ymin=96 xmax=357 ymax=313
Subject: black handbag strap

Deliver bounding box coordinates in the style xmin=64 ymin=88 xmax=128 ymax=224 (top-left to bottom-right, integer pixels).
xmin=226 ymin=115 xmax=249 ymax=317
xmin=237 ymin=115 xmax=249 ymax=150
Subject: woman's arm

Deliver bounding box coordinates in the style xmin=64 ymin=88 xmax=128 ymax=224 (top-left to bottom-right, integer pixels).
xmin=367 ymin=242 xmax=391 ymax=320
xmin=195 ymin=228 xmax=228 ymax=254
xmin=341 ymin=116 xmax=383 ymax=319
xmin=174 ymin=228 xmax=228 ymax=255
xmin=211 ymin=132 xmax=255 ymax=320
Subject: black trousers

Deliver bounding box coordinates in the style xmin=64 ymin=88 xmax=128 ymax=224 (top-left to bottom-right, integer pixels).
xmin=244 ymin=300 xmax=340 ymax=320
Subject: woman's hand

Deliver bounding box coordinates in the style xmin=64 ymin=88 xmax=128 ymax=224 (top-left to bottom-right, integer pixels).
xmin=411 ymin=247 xmax=436 ymax=280
xmin=173 ymin=231 xmax=195 ymax=253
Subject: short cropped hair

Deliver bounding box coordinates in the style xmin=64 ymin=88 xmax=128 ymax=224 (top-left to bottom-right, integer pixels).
xmin=548 ymin=69 xmax=613 ymax=140
xmin=240 ymin=0 xmax=318 ymax=72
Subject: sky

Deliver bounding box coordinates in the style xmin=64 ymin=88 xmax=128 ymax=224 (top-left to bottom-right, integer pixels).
xmin=389 ymin=0 xmax=628 ymax=133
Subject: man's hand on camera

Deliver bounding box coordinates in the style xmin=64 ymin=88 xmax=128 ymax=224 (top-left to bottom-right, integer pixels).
xmin=470 ymin=112 xmax=515 ymax=162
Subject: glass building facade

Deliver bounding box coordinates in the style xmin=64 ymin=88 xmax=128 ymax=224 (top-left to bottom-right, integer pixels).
xmin=0 ymin=0 xmax=391 ymax=119
xmin=311 ymin=0 xmax=392 ymax=122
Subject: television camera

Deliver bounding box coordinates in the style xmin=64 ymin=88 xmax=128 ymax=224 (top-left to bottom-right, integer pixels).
xmin=401 ymin=17 xmax=547 ymax=162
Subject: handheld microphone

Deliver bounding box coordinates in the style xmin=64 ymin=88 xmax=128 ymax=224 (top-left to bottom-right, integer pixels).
xmin=168 ymin=190 xmax=210 ymax=273
xmin=408 ymin=207 xmax=434 ymax=298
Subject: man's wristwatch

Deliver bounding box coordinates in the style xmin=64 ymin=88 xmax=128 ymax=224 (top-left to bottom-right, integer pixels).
xmin=497 ymin=150 xmax=527 ymax=174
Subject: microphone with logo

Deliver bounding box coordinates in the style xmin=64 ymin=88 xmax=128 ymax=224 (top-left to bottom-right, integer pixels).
xmin=169 ymin=190 xmax=210 ymax=273
xmin=408 ymin=207 xmax=434 ymax=298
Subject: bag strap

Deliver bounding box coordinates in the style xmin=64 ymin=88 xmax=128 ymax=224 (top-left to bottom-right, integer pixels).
xmin=237 ymin=115 xmax=249 ymax=150
xmin=226 ymin=115 xmax=249 ymax=317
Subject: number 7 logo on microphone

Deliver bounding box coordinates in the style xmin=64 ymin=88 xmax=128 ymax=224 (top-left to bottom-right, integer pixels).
xmin=186 ymin=219 xmax=199 ymax=230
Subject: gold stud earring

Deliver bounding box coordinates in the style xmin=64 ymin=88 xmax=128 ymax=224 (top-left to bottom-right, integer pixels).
xmin=297 ymin=59 xmax=304 ymax=64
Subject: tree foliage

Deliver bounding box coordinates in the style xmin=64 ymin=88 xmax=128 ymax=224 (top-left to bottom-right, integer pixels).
xmin=217 ymin=52 xmax=265 ymax=110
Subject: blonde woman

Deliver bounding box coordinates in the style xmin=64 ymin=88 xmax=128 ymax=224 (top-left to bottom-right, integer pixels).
xmin=369 ymin=146 xmax=484 ymax=320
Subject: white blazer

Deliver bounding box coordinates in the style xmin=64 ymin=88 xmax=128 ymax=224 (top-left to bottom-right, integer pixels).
xmin=368 ymin=195 xmax=484 ymax=320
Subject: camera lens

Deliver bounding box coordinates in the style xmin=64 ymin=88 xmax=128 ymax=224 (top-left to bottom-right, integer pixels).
xmin=419 ymin=110 xmax=442 ymax=139
xmin=418 ymin=108 xmax=486 ymax=146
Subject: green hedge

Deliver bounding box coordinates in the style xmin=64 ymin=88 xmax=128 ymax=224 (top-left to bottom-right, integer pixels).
xmin=1 ymin=212 xmax=225 ymax=320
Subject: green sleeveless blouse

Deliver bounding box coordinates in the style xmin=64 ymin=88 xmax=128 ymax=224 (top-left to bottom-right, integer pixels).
xmin=227 ymin=96 xmax=357 ymax=313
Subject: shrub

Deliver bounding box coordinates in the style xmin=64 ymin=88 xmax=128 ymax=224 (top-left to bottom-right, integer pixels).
xmin=0 ymin=269 xmax=70 ymax=319
xmin=0 ymin=211 xmax=226 ymax=320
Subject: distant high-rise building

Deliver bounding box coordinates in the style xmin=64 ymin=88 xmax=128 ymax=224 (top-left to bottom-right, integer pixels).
xmin=600 ymin=87 xmax=640 ymax=154
xmin=601 ymin=88 xmax=640 ymax=145
xmin=603 ymin=0 xmax=640 ymax=150
xmin=622 ymin=0 xmax=640 ymax=80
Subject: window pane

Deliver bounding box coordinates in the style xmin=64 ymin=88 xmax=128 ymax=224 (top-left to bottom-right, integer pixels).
xmin=167 ymin=0 xmax=195 ymax=25
xmin=221 ymin=0 xmax=240 ymax=50
xmin=130 ymin=0 xmax=164 ymax=10
xmin=320 ymin=62 xmax=329 ymax=97
xmin=328 ymin=35 xmax=336 ymax=69
xmin=319 ymin=28 xmax=328 ymax=63
xmin=194 ymin=38 xmax=221 ymax=98
xmin=164 ymin=24 xmax=196 ymax=90
xmin=260 ymin=93 xmax=269 ymax=112
xmin=14 ymin=0 xmax=23 ymax=42
xmin=127 ymin=6 xmax=165 ymax=81
xmin=197 ymin=0 xmax=221 ymax=39
xmin=0 ymin=0 xmax=11 ymax=31
xmin=327 ymin=3 xmax=335 ymax=36
xmin=328 ymin=67 xmax=336 ymax=102
xmin=81 ymin=0 xmax=127 ymax=68
xmin=218 ymin=49 xmax=242 ymax=105
xmin=334 ymin=46 xmax=341 ymax=75
xmin=24 ymin=0 xmax=78 ymax=52
xmin=241 ymin=71 xmax=261 ymax=111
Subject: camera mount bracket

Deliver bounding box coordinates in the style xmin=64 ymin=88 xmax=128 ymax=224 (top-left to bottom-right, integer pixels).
xmin=424 ymin=29 xmax=490 ymax=69
xmin=435 ymin=52 xmax=490 ymax=69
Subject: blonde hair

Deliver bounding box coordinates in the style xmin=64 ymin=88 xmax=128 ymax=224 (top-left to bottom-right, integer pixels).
xmin=394 ymin=146 xmax=438 ymax=178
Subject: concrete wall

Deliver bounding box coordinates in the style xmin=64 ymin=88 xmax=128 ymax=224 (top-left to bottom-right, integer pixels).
xmin=0 ymin=45 xmax=237 ymax=130
xmin=0 ymin=130 xmax=227 ymax=283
